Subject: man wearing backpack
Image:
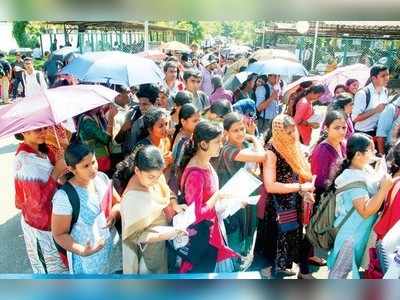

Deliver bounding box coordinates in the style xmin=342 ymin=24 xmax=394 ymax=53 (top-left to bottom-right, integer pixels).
xmin=352 ymin=65 xmax=389 ymax=137
xmin=22 ymin=57 xmax=48 ymax=97
xmin=255 ymin=73 xmax=281 ymax=135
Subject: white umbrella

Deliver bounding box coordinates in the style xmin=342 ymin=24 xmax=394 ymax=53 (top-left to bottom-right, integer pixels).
xmin=250 ymin=49 xmax=299 ymax=62
xmin=246 ymin=59 xmax=308 ymax=78
xmin=159 ymin=41 xmax=191 ymax=52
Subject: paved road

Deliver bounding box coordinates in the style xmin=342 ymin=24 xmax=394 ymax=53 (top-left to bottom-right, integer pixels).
xmin=0 ymin=136 xmax=31 ymax=273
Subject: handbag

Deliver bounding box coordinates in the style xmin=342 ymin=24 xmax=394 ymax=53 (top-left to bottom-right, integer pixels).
xmin=273 ymin=195 xmax=300 ymax=233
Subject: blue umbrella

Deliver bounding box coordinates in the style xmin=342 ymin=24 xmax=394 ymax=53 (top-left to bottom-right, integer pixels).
xmin=60 ymin=51 xmax=105 ymax=79
xmin=60 ymin=51 xmax=164 ymax=86
xmin=246 ymin=58 xmax=308 ymax=78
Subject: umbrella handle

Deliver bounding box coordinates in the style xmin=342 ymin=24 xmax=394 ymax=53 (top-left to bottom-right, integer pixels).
xmin=52 ymin=125 xmax=61 ymax=149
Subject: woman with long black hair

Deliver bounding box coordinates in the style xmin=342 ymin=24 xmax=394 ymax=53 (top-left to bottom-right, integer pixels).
xmin=178 ymin=121 xmax=238 ymax=273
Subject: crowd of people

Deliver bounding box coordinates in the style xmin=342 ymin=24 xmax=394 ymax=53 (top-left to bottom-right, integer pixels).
xmin=8 ymin=45 xmax=400 ymax=279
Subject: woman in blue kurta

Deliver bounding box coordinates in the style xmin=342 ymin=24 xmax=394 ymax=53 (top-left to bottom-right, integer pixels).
xmin=52 ymin=143 xmax=122 ymax=274
xmin=328 ymin=133 xmax=393 ymax=279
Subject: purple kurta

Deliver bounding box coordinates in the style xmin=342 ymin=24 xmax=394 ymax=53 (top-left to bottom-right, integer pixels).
xmin=310 ymin=142 xmax=346 ymax=194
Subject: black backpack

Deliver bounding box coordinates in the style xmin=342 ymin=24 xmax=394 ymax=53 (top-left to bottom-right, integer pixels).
xmin=363 ymin=87 xmax=371 ymax=111
xmin=362 ymin=87 xmax=388 ymax=112
xmin=54 ymin=182 xmax=80 ymax=256
xmin=0 ymin=64 xmax=5 ymax=77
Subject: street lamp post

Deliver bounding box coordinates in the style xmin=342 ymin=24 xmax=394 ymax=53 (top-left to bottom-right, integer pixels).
xmin=296 ymin=21 xmax=310 ymax=64
xmin=311 ymin=21 xmax=320 ymax=71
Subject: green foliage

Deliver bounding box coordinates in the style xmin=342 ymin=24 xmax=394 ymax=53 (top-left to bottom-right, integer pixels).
xmin=12 ymin=21 xmax=42 ymax=49
xmin=6 ymin=54 xmax=45 ymax=70
xmin=176 ymin=21 xmax=204 ymax=43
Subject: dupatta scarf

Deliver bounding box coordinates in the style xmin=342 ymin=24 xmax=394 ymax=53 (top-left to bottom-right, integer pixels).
xmin=270 ymin=114 xmax=313 ymax=182
xmin=121 ymin=175 xmax=170 ymax=241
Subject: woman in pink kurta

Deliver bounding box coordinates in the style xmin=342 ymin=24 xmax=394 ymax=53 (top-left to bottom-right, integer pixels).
xmin=179 ymin=121 xmax=237 ymax=273
xmin=293 ymin=85 xmax=325 ymax=145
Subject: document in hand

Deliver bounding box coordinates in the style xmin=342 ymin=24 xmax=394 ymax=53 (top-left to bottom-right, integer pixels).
xmin=92 ymin=212 xmax=110 ymax=244
xmin=172 ymin=205 xmax=196 ymax=249
xmin=372 ymin=156 xmax=388 ymax=183
xmin=307 ymin=113 xmax=324 ymax=125
xmin=216 ymin=168 xmax=262 ymax=217
xmin=173 ymin=203 xmax=196 ymax=230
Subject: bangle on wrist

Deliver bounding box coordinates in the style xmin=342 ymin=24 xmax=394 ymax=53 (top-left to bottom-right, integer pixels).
xmin=299 ymin=183 xmax=302 ymax=192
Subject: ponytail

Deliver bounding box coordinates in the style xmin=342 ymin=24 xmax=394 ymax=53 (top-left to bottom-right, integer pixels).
xmin=171 ymin=103 xmax=198 ymax=147
xmin=171 ymin=123 xmax=183 ymax=147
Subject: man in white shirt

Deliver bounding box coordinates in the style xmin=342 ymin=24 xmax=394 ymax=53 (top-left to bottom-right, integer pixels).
xmin=352 ymin=65 xmax=389 ymax=137
xmin=22 ymin=57 xmax=48 ymax=97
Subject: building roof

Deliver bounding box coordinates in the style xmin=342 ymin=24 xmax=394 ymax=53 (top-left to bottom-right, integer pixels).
xmin=259 ymin=21 xmax=400 ymax=40
xmin=46 ymin=21 xmax=188 ymax=33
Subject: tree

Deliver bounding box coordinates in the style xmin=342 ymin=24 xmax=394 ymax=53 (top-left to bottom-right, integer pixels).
xmin=12 ymin=21 xmax=43 ymax=48
xmin=176 ymin=21 xmax=204 ymax=43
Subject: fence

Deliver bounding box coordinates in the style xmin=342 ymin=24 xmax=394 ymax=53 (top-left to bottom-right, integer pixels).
xmin=254 ymin=34 xmax=400 ymax=76
xmin=41 ymin=28 xmax=189 ymax=54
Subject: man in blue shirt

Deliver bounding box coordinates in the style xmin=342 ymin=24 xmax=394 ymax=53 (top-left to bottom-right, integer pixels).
xmin=376 ymin=95 xmax=400 ymax=154
xmin=255 ymin=74 xmax=281 ymax=136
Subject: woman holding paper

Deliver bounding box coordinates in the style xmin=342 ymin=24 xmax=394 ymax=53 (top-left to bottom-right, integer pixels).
xmin=327 ymin=134 xmax=393 ymax=279
xmin=120 ymin=145 xmax=186 ymax=274
xmin=179 ymin=121 xmax=238 ymax=273
xmin=52 ymin=142 xmax=121 ymax=274
xmin=259 ymin=114 xmax=316 ymax=279
xmin=214 ymin=112 xmax=266 ymax=266
xmin=293 ymin=85 xmax=325 ymax=145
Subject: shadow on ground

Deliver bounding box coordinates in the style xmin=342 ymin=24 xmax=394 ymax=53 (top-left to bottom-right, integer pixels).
xmin=0 ymin=214 xmax=31 ymax=273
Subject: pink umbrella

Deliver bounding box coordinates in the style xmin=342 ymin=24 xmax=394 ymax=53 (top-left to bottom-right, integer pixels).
xmin=0 ymin=85 xmax=118 ymax=139
xmin=283 ymin=64 xmax=370 ymax=104
xmin=322 ymin=63 xmax=370 ymax=94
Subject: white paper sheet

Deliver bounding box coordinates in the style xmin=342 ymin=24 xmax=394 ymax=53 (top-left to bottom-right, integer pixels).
xmin=373 ymin=156 xmax=388 ymax=183
xmin=307 ymin=113 xmax=324 ymax=124
xmin=172 ymin=203 xmax=196 ymax=230
xmin=150 ymin=225 xmax=177 ymax=235
xmin=92 ymin=212 xmax=110 ymax=243
xmin=215 ymin=168 xmax=262 ymax=218
xmin=219 ymin=168 xmax=262 ymax=197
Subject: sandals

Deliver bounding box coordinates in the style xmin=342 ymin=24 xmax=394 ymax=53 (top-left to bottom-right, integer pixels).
xmin=298 ymin=273 xmax=316 ymax=279
xmin=260 ymin=267 xmax=273 ymax=279
xmin=307 ymin=256 xmax=327 ymax=266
